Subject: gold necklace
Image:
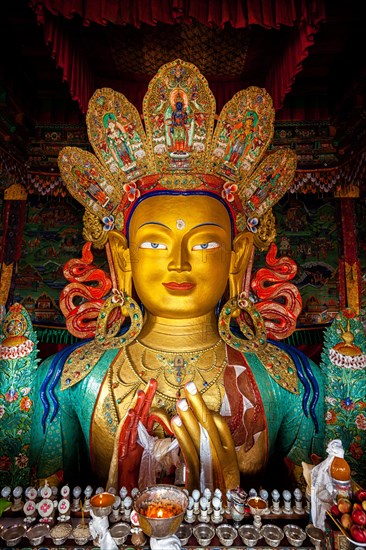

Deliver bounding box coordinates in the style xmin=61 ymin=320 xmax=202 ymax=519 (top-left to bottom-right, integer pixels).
xmin=121 ymin=340 xmax=227 ymax=413
xmin=137 ymin=339 xmax=222 ymax=388
xmin=107 ymin=351 xmax=140 ymax=424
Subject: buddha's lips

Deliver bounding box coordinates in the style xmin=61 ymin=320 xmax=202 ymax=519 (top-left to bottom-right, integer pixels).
xmin=163 ymin=282 xmax=196 ymax=290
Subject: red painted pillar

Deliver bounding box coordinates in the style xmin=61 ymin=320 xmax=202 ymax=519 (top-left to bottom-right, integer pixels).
xmin=339 ymin=197 xmax=362 ymax=313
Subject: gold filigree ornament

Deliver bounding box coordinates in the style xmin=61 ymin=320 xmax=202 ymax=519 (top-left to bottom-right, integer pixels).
xmin=253 ymin=208 xmax=277 ymax=251
xmin=94 ymin=288 xmax=143 ymax=349
xmin=58 ymin=59 xmax=297 ymax=241
xmin=218 ymin=292 xmax=267 ymax=353
xmin=218 ymin=292 xmax=298 ymax=393
xmin=121 ymin=339 xmax=227 ymax=414
xmin=82 ymin=210 xmax=109 ymax=249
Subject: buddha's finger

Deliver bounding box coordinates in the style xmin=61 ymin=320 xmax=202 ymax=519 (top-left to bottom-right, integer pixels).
xmin=212 ymin=411 xmax=237 ymax=455
xmin=147 ymin=407 xmax=173 ymax=435
xmin=184 ymin=382 xmax=223 ymax=451
xmin=118 ymin=409 xmax=136 ymax=459
xmin=171 ymin=415 xmax=200 ymax=491
xmin=176 ymin=398 xmax=201 ymax=451
xmin=212 ymin=411 xmax=240 ymax=489
xmin=140 ymin=379 xmax=158 ymax=426
xmin=130 ymin=390 xmax=146 ymax=447
xmin=133 ymin=389 xmax=146 ymax=416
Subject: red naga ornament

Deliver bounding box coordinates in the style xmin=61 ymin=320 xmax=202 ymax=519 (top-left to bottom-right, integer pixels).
xmin=251 ymin=243 xmax=302 ymax=340
xmin=60 ymin=242 xmax=120 ymax=338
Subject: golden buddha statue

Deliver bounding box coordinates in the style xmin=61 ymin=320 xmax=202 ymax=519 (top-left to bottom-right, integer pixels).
xmin=30 ymin=60 xmax=325 ymax=494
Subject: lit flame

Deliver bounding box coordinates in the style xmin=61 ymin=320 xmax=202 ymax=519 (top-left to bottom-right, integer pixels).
xmin=157 ymin=508 xmax=164 ymax=518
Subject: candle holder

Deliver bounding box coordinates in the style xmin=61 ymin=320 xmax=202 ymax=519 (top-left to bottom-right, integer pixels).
xmin=90 ymin=492 xmax=115 ymax=517
xmin=133 ymin=484 xmax=188 ymax=550
xmin=247 ymin=496 xmax=267 ymax=529
xmin=89 ymin=492 xmax=116 ymax=548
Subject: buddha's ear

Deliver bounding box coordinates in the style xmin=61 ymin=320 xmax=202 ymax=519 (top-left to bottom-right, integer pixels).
xmin=229 ymin=231 xmax=254 ymax=297
xmin=107 ymin=230 xmax=132 ymax=295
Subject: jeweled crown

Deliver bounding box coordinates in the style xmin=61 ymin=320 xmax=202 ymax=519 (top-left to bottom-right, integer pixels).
xmin=58 ymin=59 xmax=297 ymax=235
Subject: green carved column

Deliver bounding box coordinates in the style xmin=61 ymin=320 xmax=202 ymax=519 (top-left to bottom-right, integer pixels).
xmin=320 ymin=308 xmax=366 ymax=486
xmin=0 ymin=303 xmax=39 ymax=486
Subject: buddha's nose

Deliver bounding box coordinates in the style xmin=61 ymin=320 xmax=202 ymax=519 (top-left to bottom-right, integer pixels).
xmin=168 ymin=243 xmax=191 ymax=272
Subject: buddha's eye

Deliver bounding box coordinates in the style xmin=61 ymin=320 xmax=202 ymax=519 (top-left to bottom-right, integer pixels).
xmin=192 ymin=241 xmax=220 ymax=250
xmin=140 ymin=242 xmax=167 ymax=249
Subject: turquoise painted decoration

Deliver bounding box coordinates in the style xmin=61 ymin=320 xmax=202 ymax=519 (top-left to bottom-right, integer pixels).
xmin=0 ymin=303 xmax=39 ymax=486
xmin=320 ymin=308 xmax=366 ymax=486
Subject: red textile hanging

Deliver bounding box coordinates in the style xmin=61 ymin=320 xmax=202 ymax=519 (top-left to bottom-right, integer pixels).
xmin=30 ymin=0 xmax=326 ymax=113
xmin=30 ymin=0 xmax=324 ymax=29
xmin=41 ymin=12 xmax=95 ymax=114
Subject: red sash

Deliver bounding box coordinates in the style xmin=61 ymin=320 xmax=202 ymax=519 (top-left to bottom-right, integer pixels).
xmin=223 ymin=346 xmax=267 ymax=453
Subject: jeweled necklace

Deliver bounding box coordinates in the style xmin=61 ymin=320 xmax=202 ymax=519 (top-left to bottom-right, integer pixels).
xmin=121 ymin=339 xmax=227 ymax=410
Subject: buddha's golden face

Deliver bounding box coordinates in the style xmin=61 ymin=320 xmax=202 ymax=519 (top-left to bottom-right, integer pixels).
xmin=128 ymin=194 xmax=233 ymax=318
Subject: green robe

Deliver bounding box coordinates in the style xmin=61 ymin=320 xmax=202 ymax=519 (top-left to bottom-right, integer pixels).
xmin=30 ymin=343 xmax=325 ymax=487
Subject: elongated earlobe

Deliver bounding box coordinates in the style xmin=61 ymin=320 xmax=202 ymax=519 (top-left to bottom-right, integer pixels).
xmin=229 ymin=231 xmax=254 ymax=298
xmin=107 ymin=230 xmax=133 ymax=295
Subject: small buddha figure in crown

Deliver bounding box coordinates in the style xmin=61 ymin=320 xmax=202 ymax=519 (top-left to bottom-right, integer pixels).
xmin=224 ymin=110 xmax=259 ymax=166
xmin=30 ymin=60 xmax=325 ymax=493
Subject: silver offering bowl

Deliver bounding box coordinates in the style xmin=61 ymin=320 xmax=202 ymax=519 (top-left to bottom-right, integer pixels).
xmin=90 ymin=492 xmax=115 ymax=517
xmin=109 ymin=522 xmax=130 ymax=546
xmin=49 ymin=522 xmax=73 ymax=546
xmin=1 ymin=524 xmax=26 ymax=547
xmin=216 ymin=523 xmax=238 ymax=547
xmin=192 ymin=523 xmax=215 ymax=547
xmin=26 ymin=523 xmax=50 ymax=546
xmin=260 ymin=523 xmax=284 ymax=547
xmin=238 ymin=524 xmax=261 ymax=546
xmin=284 ymin=523 xmax=307 ymax=547
xmin=133 ymin=484 xmax=188 ymax=547
xmin=175 ymin=523 xmax=192 ymax=546
xmin=247 ymin=496 xmax=268 ymax=529
xmin=72 ymin=523 xmax=91 ymax=546
xmin=305 ymin=523 xmax=325 ymax=550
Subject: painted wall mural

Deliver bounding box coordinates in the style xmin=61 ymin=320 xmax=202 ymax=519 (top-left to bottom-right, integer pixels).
xmin=254 ymin=195 xmax=340 ymax=328
xmin=13 ymin=196 xmax=83 ymax=326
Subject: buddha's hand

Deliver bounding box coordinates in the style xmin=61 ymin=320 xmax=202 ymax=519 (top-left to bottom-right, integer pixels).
xmin=171 ymin=381 xmax=240 ymax=493
xmin=117 ymin=378 xmax=172 ymax=492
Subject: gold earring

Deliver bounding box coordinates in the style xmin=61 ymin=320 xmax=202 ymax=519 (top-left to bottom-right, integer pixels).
xmin=95 ymin=289 xmax=143 ymax=349
xmin=218 ymin=292 xmax=267 ymax=352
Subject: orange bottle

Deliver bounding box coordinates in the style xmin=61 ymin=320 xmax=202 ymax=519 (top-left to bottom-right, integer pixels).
xmin=330 ymin=456 xmax=351 ymax=498
xmin=330 ymin=457 xmax=351 ymax=482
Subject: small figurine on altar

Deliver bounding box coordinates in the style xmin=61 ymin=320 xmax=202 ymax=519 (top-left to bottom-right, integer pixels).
xmin=30 ymin=59 xmax=325 ymax=497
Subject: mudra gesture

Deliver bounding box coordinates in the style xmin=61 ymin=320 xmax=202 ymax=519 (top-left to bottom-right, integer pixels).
xmin=30 ymin=60 xmax=324 ymax=494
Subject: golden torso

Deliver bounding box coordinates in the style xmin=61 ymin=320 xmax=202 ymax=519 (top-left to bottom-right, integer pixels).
xmin=90 ymin=194 xmax=264 ymax=481
xmin=91 ymin=339 xmax=228 ymax=480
